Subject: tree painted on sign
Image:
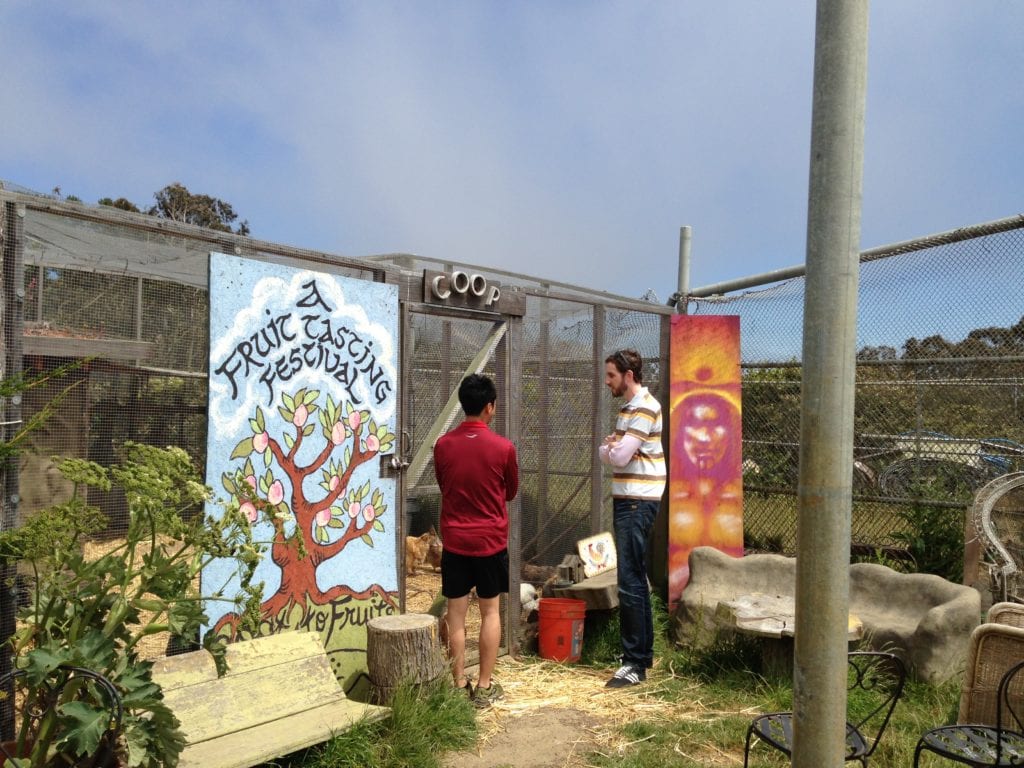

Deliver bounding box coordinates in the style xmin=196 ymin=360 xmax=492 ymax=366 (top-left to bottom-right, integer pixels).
xmin=214 ymin=386 xmax=395 ymax=637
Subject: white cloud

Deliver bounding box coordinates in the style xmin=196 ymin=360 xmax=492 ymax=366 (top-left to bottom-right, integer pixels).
xmin=2 ymin=1 xmax=1021 ymax=299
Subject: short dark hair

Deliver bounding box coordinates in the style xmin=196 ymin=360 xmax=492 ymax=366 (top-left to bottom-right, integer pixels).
xmin=605 ymin=349 xmax=643 ymax=384
xmin=458 ymin=374 xmax=497 ymax=416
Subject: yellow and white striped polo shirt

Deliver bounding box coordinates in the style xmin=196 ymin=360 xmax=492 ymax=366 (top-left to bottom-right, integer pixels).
xmin=611 ymin=387 xmax=666 ymax=500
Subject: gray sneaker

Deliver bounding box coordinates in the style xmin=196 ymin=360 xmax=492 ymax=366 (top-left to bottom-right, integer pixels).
xmin=605 ymin=664 xmax=646 ymax=688
xmin=470 ymin=681 xmax=504 ymax=708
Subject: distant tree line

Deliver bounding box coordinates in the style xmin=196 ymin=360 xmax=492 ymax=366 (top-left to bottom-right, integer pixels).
xmin=858 ymin=316 xmax=1024 ymax=364
xmin=66 ymin=182 xmax=251 ymax=236
xmin=742 ymin=314 xmax=1024 ymax=493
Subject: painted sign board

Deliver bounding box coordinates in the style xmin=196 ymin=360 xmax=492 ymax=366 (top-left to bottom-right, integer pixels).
xmin=668 ymin=314 xmax=743 ymax=608
xmin=204 ymin=253 xmax=399 ymax=695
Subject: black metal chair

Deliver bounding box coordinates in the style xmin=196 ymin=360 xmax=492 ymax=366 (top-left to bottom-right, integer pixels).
xmin=914 ymin=658 xmax=1024 ymax=766
xmin=743 ymin=651 xmax=907 ymax=767
xmin=0 ymin=665 xmax=123 ymax=767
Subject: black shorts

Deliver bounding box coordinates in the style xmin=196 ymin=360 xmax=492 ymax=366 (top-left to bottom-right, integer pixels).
xmin=441 ymin=548 xmax=509 ymax=600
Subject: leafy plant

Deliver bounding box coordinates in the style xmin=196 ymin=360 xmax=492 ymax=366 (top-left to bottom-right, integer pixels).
xmin=0 ymin=360 xmax=84 ymax=464
xmin=0 ymin=443 xmax=267 ymax=767
xmin=889 ymin=499 xmax=964 ymax=582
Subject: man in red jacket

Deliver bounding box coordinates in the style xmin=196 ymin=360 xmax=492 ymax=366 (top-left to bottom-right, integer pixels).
xmin=433 ymin=374 xmax=519 ymax=707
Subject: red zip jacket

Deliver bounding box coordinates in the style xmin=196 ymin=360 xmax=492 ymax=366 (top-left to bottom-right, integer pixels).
xmin=433 ymin=420 xmax=519 ymax=557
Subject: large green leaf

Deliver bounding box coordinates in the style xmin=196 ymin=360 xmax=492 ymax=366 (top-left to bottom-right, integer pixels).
xmin=21 ymin=647 xmax=68 ymax=685
xmin=122 ymin=720 xmax=152 ymax=768
xmin=167 ymin=599 xmax=204 ymax=636
xmin=202 ymin=633 xmax=229 ymax=678
xmin=74 ymin=630 xmax=116 ymax=670
xmin=117 ymin=664 xmax=163 ymax=708
xmin=55 ymin=700 xmax=109 ymax=758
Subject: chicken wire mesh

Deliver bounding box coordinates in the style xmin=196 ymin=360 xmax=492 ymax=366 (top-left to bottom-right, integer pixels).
xmin=1 ymin=196 xmax=391 ymax=736
xmin=692 ymin=219 xmax=1024 ymax=558
xmin=393 ymin=271 xmax=669 ymax=577
xmin=403 ymin=311 xmax=509 ymax=535
xmin=3 ymin=199 xmax=672 ymax=676
xmin=517 ymin=295 xmax=667 ymax=573
xmin=6 ymin=191 xmax=1020 ymax=668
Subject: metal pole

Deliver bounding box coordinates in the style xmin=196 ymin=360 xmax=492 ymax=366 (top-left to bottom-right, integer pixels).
xmin=1 ymin=202 xmax=25 ymax=740
xmin=537 ymin=294 xmax=550 ymax=549
xmin=504 ymin=316 xmax=523 ymax=653
xmin=792 ymin=2 xmax=869 ymax=767
xmin=590 ymin=305 xmax=606 ymax=533
xmin=676 ymin=226 xmax=691 ymax=312
xmin=689 ymin=212 xmax=1024 ymax=299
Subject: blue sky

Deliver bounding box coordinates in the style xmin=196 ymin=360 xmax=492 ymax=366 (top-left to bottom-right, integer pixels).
xmin=2 ymin=1 xmax=1021 ymax=301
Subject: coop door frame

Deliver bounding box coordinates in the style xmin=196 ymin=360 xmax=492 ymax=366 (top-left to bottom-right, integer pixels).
xmin=398 ymin=301 xmax=523 ymax=659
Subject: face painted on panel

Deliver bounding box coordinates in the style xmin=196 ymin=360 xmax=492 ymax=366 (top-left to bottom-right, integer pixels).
xmin=679 ymin=394 xmax=737 ymax=473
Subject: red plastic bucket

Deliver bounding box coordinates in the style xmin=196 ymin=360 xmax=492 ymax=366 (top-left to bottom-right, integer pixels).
xmin=538 ymin=597 xmax=586 ymax=663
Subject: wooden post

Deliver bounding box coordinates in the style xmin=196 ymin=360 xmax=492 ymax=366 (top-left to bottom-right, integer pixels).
xmin=366 ymin=613 xmax=446 ymax=705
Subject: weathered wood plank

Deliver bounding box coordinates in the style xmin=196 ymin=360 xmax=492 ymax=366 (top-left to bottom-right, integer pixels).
xmin=160 ymin=655 xmax=346 ymax=744
xmin=151 ymin=631 xmax=388 ymax=767
xmin=177 ymin=699 xmax=388 ymax=768
xmin=22 ymin=334 xmax=153 ymax=361
xmin=551 ymin=568 xmax=619 ymax=610
xmin=152 ymin=631 xmax=326 ymax=687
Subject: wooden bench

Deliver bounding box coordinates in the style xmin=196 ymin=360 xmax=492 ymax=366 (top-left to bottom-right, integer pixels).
xmin=151 ymin=631 xmax=389 ymax=768
xmin=551 ymin=567 xmax=620 ymax=610
xmin=674 ymin=545 xmax=981 ymax=683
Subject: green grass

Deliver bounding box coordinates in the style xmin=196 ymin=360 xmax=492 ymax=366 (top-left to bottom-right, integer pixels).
xmin=580 ymin=635 xmax=961 ymax=768
xmin=575 ymin=600 xmax=961 ymax=767
xmin=278 ymin=598 xmax=961 ymax=768
xmin=580 ymin=593 xmax=674 ymax=667
xmin=281 ymin=679 xmax=477 ymax=768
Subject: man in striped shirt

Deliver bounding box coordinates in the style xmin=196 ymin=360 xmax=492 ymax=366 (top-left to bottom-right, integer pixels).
xmin=598 ymin=349 xmax=666 ymax=687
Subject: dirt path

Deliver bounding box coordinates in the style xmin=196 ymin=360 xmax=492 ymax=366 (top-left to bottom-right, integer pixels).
xmin=443 ymin=707 xmax=606 ymax=768
xmin=436 ymin=656 xmax=671 ymax=768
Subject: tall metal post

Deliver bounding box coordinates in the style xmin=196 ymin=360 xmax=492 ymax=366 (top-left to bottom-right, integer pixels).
xmin=537 ymin=294 xmax=550 ymax=548
xmin=590 ymin=305 xmax=606 ymax=533
xmin=1 ymin=202 xmax=25 ymax=740
xmin=676 ymin=226 xmax=691 ymax=313
xmin=793 ymin=2 xmax=869 ymax=766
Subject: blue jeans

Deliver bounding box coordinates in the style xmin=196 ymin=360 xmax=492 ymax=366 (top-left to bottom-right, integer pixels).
xmin=613 ymin=498 xmax=658 ymax=669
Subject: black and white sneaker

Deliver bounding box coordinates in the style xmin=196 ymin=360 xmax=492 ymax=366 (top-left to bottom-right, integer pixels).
xmin=605 ymin=663 xmax=646 ymax=688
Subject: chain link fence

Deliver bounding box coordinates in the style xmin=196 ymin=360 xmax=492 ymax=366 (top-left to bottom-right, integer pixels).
xmin=7 ymin=188 xmax=1017 ymax=644
xmin=691 ymin=216 xmax=1024 ymax=577
xmin=518 ymin=297 xmax=666 ymax=573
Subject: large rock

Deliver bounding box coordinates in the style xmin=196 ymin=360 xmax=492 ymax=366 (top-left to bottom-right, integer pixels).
xmin=673 ymin=546 xmax=981 ymax=683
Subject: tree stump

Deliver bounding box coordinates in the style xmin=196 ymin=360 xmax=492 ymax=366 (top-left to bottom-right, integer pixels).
xmin=366 ymin=613 xmax=446 ymax=705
